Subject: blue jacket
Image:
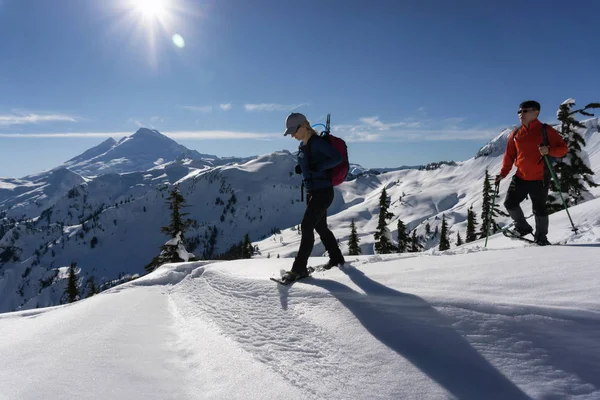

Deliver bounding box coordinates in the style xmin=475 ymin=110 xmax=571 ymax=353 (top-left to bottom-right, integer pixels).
xmin=297 ymin=135 xmax=343 ymax=192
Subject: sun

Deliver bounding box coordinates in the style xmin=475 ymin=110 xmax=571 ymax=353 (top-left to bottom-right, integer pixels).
xmin=109 ymin=0 xmax=196 ymax=67
xmin=132 ymin=0 xmax=168 ymax=20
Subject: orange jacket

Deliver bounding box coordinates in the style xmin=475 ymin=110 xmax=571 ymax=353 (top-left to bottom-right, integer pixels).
xmin=500 ymin=119 xmax=568 ymax=181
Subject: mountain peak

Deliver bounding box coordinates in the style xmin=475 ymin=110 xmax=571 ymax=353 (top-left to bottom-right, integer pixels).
xmin=132 ymin=128 xmax=164 ymax=138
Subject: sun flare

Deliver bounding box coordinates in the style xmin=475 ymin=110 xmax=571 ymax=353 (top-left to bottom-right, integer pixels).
xmin=111 ymin=0 xmax=196 ymax=67
xmin=132 ymin=0 xmax=168 ymax=20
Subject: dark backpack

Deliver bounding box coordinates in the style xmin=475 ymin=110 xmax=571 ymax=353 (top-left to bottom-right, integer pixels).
xmin=306 ymin=114 xmax=349 ymax=186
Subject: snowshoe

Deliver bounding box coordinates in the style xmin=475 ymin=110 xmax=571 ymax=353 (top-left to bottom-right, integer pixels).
xmin=270 ymin=268 xmax=313 ymax=285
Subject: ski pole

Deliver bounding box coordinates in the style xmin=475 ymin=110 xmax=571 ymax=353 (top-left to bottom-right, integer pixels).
xmin=543 ymin=154 xmax=578 ymax=232
xmin=484 ymin=181 xmax=500 ymax=247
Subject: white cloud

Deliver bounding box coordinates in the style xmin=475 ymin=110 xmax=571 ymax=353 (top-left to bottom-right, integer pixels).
xmin=0 ymin=130 xmax=279 ymax=140
xmin=336 ymin=127 xmax=499 ymax=143
xmin=358 ymin=116 xmax=421 ymax=130
xmin=220 ymin=103 xmax=232 ymax=111
xmin=443 ymin=117 xmax=466 ymax=125
xmin=181 ymin=105 xmax=213 ymax=113
xmin=129 ymin=118 xmax=144 ymax=127
xmin=334 ymin=116 xmax=498 ymax=143
xmin=164 ymin=130 xmax=278 ymax=140
xmin=150 ymin=116 xmax=163 ymax=123
xmin=0 ymin=132 xmax=130 ymax=138
xmin=244 ymin=103 xmax=308 ymax=112
xmin=0 ymin=112 xmax=78 ymax=126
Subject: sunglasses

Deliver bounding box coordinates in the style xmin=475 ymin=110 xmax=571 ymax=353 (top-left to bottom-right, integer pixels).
xmin=291 ymin=124 xmax=302 ymax=135
xmin=517 ymin=108 xmax=537 ymax=114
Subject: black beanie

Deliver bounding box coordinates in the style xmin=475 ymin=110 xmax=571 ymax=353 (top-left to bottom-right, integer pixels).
xmin=519 ymin=100 xmax=541 ymax=110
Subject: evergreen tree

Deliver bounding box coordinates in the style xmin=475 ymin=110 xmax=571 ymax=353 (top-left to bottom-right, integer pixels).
xmin=86 ymin=276 xmax=99 ymax=298
xmin=433 ymin=225 xmax=439 ymax=238
xmin=409 ymin=230 xmax=422 ymax=253
xmin=479 ymin=169 xmax=507 ymax=238
xmin=396 ymin=219 xmax=410 ymax=253
xmin=466 ymin=206 xmax=478 ymax=243
xmin=438 ymin=214 xmax=450 ymax=251
xmin=146 ymin=187 xmax=197 ymax=272
xmin=425 ymin=223 xmax=431 ymax=235
xmin=161 ymin=187 xmax=195 ymax=242
xmin=479 ymin=169 xmax=493 ymax=239
xmin=348 ymin=219 xmax=362 ymax=255
xmin=548 ymin=99 xmax=600 ymax=212
xmin=65 ymin=261 xmax=79 ymax=303
xmin=374 ymin=188 xmax=395 ymax=254
xmin=456 ymin=232 xmax=463 ymax=246
xmin=242 ymin=233 xmax=253 ymax=259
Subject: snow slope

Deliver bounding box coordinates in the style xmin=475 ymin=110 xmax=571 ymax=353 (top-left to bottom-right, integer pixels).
xmin=0 ymin=205 xmax=598 ymax=399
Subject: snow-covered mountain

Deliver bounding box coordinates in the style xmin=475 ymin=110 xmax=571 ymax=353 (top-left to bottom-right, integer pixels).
xmin=0 ymin=119 xmax=598 ymax=313
xmin=61 ymin=128 xmax=223 ymax=176
xmin=0 ymin=128 xmax=258 ymax=220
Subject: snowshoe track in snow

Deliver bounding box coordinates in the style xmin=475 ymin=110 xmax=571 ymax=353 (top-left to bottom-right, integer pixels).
xmin=169 ymin=268 xmax=358 ymax=399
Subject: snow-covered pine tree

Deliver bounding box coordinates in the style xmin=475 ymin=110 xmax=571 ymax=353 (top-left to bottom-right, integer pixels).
xmin=438 ymin=214 xmax=450 ymax=251
xmin=547 ymin=99 xmax=600 ymax=212
xmin=425 ymin=223 xmax=431 ymax=235
xmin=161 ymin=187 xmax=195 ymax=243
xmin=456 ymin=232 xmax=463 ymax=246
xmin=396 ymin=219 xmax=410 ymax=253
xmin=64 ymin=261 xmax=79 ymax=303
xmin=145 ymin=187 xmax=197 ymax=272
xmin=348 ymin=219 xmax=362 ymax=255
xmin=466 ymin=206 xmax=478 ymax=243
xmin=374 ymin=187 xmax=395 ymax=254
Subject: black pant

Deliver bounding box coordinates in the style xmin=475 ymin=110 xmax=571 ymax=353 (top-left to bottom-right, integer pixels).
xmin=292 ymin=187 xmax=342 ymax=273
xmin=504 ymin=176 xmax=549 ymax=217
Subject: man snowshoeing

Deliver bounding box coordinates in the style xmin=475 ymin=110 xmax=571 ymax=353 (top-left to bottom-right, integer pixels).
xmin=495 ymin=100 xmax=568 ymax=246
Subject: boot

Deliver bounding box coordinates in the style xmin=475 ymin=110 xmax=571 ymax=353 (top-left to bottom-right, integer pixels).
xmin=324 ymin=254 xmax=346 ymax=270
xmin=534 ymin=215 xmax=550 ymax=245
xmin=507 ymin=208 xmax=533 ymax=236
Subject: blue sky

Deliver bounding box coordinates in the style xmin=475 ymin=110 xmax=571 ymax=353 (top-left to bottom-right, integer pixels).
xmin=1 ymin=0 xmax=599 ymax=178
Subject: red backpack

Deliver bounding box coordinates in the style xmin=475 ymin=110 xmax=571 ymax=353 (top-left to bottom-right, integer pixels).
xmin=322 ymin=133 xmax=349 ymax=186
xmin=308 ymin=114 xmax=349 ymax=186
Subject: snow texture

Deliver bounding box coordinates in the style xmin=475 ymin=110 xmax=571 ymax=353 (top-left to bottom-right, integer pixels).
xmin=0 ymin=212 xmax=599 ymax=399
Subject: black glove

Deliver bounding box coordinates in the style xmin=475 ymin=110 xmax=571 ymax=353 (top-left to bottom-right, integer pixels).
xmin=494 ymin=175 xmax=502 ymax=186
xmin=295 ymin=165 xmax=302 ymax=174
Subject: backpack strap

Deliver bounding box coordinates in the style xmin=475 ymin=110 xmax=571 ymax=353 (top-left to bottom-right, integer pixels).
xmin=541 ymin=123 xmax=549 ymax=146
xmin=510 ymin=126 xmax=520 ymax=143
